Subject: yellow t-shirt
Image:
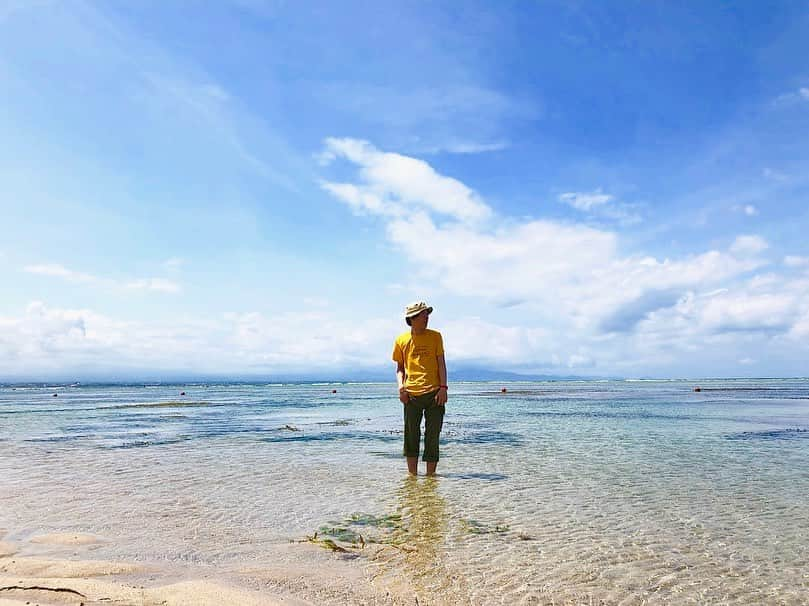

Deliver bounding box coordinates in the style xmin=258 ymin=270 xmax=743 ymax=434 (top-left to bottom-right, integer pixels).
xmin=392 ymin=329 xmax=445 ymax=396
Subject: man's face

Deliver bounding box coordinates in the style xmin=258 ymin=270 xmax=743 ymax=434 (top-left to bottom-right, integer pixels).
xmin=410 ymin=310 xmax=430 ymax=329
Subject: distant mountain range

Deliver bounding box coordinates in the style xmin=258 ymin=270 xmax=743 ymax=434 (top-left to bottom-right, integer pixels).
xmin=216 ymin=366 xmax=604 ymax=383
xmin=0 ymin=365 xmax=606 ymax=384
xmin=447 ymin=367 xmax=604 ymax=382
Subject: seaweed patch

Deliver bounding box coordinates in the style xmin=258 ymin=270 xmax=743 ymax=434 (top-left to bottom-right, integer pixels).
xmin=459 ymin=519 xmax=510 ymax=535
xmin=298 ymin=512 xmax=406 ymax=554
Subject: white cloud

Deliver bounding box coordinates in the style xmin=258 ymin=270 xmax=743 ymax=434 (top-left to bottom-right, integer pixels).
xmin=224 ymin=310 xmax=394 ymax=367
xmin=0 ymin=302 xmax=127 ymax=371
xmin=700 ymin=292 xmax=797 ymax=333
xmin=0 ymin=300 xmax=592 ymax=378
xmin=320 ymin=182 xmax=392 ymax=216
xmin=430 ymin=141 xmax=509 ymax=154
xmin=567 ymin=353 xmax=594 ymax=368
xmin=790 ymin=310 xmax=809 ymax=339
xmin=442 ymin=317 xmax=551 ymax=365
xmin=24 ymin=263 xmax=181 ymax=294
xmin=600 ymin=205 xmax=643 ymax=225
xmin=0 ymin=302 xmax=246 ymax=378
xmin=125 ymin=278 xmax=181 ymax=293
xmin=559 ymin=190 xmax=613 ymax=211
xmin=762 ymin=167 xmax=788 ymax=182
xmin=785 ymin=255 xmax=809 ymax=268
xmin=323 ymin=142 xmax=773 ymax=324
xmin=558 ymin=190 xmax=642 ymax=224
xmin=742 ymin=204 xmax=758 ymax=216
xmin=384 ymin=213 xmax=619 ymax=313
xmin=319 ymin=82 xmax=532 ymax=156
xmin=321 ymin=138 xmax=491 ymax=222
xmin=24 ymin=264 xmax=97 ymax=283
xmin=321 ymin=140 xmax=789 ymax=365
xmin=0 ymin=302 xmax=397 ymax=377
xmin=163 ymin=257 xmax=186 ymax=270
xmin=729 ymin=235 xmax=768 ymax=255
xmin=774 ymin=87 xmax=809 ymax=106
xmin=5 ymin=262 xmax=809 ymax=379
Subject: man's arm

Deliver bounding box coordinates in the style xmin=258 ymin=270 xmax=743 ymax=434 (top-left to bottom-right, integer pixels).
xmin=396 ymin=361 xmax=409 ymax=404
xmin=435 ymin=354 xmax=448 ymax=405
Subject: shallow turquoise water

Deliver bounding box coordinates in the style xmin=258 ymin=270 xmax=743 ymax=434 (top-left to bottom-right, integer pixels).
xmin=1 ymin=380 xmax=808 ymax=603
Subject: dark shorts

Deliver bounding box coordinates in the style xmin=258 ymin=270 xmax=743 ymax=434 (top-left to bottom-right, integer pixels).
xmin=403 ymin=390 xmax=445 ymax=462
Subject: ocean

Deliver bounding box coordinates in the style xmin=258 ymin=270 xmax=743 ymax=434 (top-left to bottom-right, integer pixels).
xmin=1 ymin=379 xmax=807 ymax=604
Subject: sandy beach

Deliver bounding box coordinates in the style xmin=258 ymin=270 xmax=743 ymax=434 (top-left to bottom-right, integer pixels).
xmin=0 ymin=528 xmax=427 ymax=606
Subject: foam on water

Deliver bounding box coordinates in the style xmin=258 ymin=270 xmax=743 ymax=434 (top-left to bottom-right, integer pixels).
xmin=1 ymin=380 xmax=808 ymax=603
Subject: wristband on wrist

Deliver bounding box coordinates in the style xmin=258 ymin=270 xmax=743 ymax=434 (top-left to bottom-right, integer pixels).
xmin=439 ymin=385 xmax=448 ymax=390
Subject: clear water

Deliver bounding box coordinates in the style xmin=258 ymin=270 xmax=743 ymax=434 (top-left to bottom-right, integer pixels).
xmin=1 ymin=380 xmax=808 ymax=604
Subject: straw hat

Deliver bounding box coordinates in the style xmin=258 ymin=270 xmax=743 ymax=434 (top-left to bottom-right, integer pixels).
xmin=404 ymin=301 xmax=433 ymax=319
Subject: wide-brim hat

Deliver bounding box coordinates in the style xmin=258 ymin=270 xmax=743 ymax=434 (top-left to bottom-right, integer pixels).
xmin=405 ymin=301 xmax=433 ymax=319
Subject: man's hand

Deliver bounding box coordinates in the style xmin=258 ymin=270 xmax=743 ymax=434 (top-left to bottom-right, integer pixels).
xmin=435 ymin=386 xmax=448 ymax=406
xmin=399 ymin=386 xmax=410 ymax=404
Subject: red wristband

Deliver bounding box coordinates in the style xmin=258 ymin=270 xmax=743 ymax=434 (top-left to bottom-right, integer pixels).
xmin=439 ymin=385 xmax=448 ymax=390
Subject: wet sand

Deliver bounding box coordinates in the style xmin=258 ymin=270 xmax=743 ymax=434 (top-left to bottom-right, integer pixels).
xmin=0 ymin=529 xmax=426 ymax=606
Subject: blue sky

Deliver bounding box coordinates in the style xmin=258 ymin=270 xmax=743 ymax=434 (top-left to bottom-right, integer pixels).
xmin=2 ymin=1 xmax=809 ymax=379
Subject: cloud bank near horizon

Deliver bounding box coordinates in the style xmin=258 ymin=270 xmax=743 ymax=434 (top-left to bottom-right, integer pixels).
xmin=5 ymin=140 xmax=808 ymax=380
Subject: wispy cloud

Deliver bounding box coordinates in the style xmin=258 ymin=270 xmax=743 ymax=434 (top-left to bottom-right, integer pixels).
xmin=729 ymin=235 xmax=768 ymax=255
xmin=773 ymin=86 xmax=809 ymax=106
xmin=320 ymin=83 xmax=535 ymax=154
xmin=559 ymin=190 xmax=613 ymax=211
xmin=138 ymin=71 xmax=298 ymax=190
xmin=762 ymin=167 xmax=789 ymax=182
xmin=163 ymin=257 xmax=186 ymax=271
xmin=125 ymin=278 xmax=181 ymax=293
xmin=558 ymin=190 xmax=642 ymax=224
xmin=423 ymin=141 xmax=509 ymax=154
xmin=24 ymin=264 xmax=181 ymax=294
xmin=784 ymin=255 xmax=809 ymax=268
xmin=24 ymin=264 xmax=97 ymax=283
xmin=732 ymin=203 xmax=759 ymax=216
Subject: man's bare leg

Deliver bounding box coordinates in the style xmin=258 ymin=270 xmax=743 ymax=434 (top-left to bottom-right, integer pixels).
xmin=426 ymin=461 xmax=437 ymax=476
xmin=407 ymin=457 xmax=418 ymax=475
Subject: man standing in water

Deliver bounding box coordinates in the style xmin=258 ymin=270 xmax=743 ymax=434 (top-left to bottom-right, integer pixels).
xmin=392 ymin=301 xmax=448 ymax=475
